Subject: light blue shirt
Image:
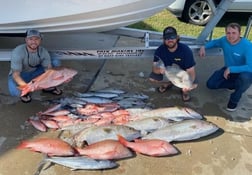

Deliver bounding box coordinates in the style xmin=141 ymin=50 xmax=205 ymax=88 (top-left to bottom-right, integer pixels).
xmin=205 ymin=36 xmax=252 ymax=73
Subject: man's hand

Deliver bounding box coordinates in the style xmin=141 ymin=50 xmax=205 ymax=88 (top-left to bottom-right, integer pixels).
xmin=159 ymin=67 xmax=166 ymax=74
xmin=199 ymin=46 xmax=206 ymax=58
xmin=182 ymin=83 xmax=198 ymax=92
xmin=224 ymin=68 xmax=230 ymax=79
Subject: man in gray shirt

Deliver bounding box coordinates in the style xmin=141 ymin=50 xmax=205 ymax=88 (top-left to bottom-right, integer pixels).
xmin=8 ymin=29 xmax=62 ymax=103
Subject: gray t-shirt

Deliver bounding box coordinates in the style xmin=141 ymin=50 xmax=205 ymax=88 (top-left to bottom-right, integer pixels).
xmin=10 ymin=44 xmax=51 ymax=74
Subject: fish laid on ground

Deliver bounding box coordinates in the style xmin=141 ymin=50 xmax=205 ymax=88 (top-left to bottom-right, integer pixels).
xmin=73 ymin=91 xmax=119 ymax=98
xmin=73 ymin=124 xmax=141 ymax=146
xmin=142 ymin=119 xmax=219 ymax=142
xmin=118 ymin=135 xmax=178 ymax=157
xmin=95 ymin=88 xmax=126 ymax=94
xmin=78 ymin=97 xmax=113 ymax=104
xmin=16 ymin=138 xmax=77 ymax=156
xmin=138 ymin=106 xmax=203 ymax=121
xmin=76 ymin=140 xmax=133 ymax=160
xmin=125 ymin=117 xmax=172 ymax=135
xmin=19 ymin=67 xmax=77 ymax=96
xmin=27 ymin=118 xmax=47 ymax=132
xmin=44 ymin=156 xmax=118 ymax=170
xmin=125 ymin=108 xmax=151 ymax=116
xmin=164 ymin=64 xmax=192 ymax=89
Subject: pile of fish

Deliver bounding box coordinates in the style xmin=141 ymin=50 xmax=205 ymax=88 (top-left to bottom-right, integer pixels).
xmin=18 ymin=88 xmax=220 ymax=170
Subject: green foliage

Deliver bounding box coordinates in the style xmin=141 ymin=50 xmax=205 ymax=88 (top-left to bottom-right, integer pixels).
xmin=129 ymin=10 xmax=252 ymax=40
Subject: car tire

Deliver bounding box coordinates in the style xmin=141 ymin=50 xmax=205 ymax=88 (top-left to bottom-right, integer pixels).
xmin=181 ymin=0 xmax=216 ymax=26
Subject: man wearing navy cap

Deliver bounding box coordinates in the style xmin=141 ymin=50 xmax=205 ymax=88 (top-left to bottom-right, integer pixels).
xmin=149 ymin=26 xmax=197 ymax=102
xmin=8 ymin=29 xmax=62 ymax=103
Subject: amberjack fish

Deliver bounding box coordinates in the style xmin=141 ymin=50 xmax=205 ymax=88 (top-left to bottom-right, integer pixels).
xmin=142 ymin=119 xmax=219 ymax=142
xmin=125 ymin=117 xmax=172 ymax=135
xmin=138 ymin=106 xmax=203 ymax=121
xmin=73 ymin=124 xmax=141 ymax=146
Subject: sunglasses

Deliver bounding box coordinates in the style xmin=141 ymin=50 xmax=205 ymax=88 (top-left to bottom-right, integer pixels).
xmin=164 ymin=36 xmax=177 ymax=40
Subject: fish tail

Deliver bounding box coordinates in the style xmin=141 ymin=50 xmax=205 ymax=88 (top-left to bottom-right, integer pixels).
xmin=117 ymin=135 xmax=128 ymax=146
xmin=16 ymin=141 xmax=29 ymax=149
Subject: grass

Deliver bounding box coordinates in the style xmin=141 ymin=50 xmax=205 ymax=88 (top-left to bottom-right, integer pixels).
xmin=129 ymin=9 xmax=252 ymax=40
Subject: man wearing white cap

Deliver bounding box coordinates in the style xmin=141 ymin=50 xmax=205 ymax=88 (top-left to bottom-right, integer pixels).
xmin=8 ymin=29 xmax=62 ymax=103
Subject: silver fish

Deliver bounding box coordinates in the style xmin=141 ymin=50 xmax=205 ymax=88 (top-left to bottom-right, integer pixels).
xmin=73 ymin=91 xmax=119 ymax=98
xmin=73 ymin=124 xmax=141 ymax=146
xmin=138 ymin=106 xmax=203 ymax=121
xmin=125 ymin=108 xmax=151 ymax=116
xmin=117 ymin=98 xmax=147 ymax=108
xmin=95 ymin=88 xmax=126 ymax=94
xmin=78 ymin=97 xmax=113 ymax=104
xmin=142 ymin=119 xmax=219 ymax=142
xmin=114 ymin=92 xmax=149 ymax=100
xmin=164 ymin=64 xmax=193 ymax=89
xmin=45 ymin=156 xmax=118 ymax=170
xmin=125 ymin=117 xmax=173 ymax=135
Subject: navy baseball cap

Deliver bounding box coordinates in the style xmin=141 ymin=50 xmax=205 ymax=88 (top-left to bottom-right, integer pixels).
xmin=163 ymin=26 xmax=177 ymax=40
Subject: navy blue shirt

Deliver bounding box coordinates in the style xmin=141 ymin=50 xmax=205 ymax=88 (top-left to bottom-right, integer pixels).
xmin=153 ymin=42 xmax=195 ymax=70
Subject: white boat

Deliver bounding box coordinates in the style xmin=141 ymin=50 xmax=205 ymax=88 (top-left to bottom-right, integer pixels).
xmin=0 ymin=0 xmax=174 ymax=34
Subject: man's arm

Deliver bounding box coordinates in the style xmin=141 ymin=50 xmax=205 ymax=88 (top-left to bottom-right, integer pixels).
xmin=12 ymin=71 xmax=27 ymax=87
xmin=186 ymin=66 xmax=196 ymax=83
xmin=152 ymin=62 xmax=165 ymax=74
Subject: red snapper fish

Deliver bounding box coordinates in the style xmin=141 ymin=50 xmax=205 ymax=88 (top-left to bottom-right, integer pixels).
xmin=19 ymin=67 xmax=78 ymax=96
xmin=16 ymin=138 xmax=77 ymax=156
xmin=118 ymin=135 xmax=178 ymax=157
xmin=76 ymin=140 xmax=133 ymax=160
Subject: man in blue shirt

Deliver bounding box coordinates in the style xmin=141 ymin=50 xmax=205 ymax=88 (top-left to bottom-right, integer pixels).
xmin=199 ymin=22 xmax=252 ymax=111
xmin=149 ymin=26 xmax=197 ymax=102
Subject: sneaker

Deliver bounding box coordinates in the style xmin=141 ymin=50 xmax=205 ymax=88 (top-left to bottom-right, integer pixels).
xmin=226 ymin=101 xmax=237 ymax=112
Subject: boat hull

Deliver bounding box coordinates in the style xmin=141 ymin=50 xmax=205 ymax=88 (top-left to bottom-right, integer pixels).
xmin=0 ymin=0 xmax=174 ymax=33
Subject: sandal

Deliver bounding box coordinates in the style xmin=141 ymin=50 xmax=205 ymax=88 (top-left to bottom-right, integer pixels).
xmin=181 ymin=90 xmax=191 ymax=102
xmin=20 ymin=93 xmax=32 ymax=103
xmin=156 ymin=82 xmax=173 ymax=93
xmin=42 ymin=87 xmax=63 ymax=95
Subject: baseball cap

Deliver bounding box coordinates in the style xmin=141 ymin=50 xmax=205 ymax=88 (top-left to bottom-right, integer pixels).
xmin=163 ymin=26 xmax=177 ymax=40
xmin=26 ymin=29 xmax=41 ymax=38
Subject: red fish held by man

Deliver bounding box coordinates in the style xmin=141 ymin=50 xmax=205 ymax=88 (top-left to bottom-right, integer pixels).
xmin=16 ymin=138 xmax=77 ymax=156
xmin=19 ymin=67 xmax=77 ymax=96
xmin=118 ymin=135 xmax=178 ymax=157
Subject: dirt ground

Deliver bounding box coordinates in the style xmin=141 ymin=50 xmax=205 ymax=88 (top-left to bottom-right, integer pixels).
xmin=0 ymin=35 xmax=252 ymax=175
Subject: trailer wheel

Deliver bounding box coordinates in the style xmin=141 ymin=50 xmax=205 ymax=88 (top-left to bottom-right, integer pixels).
xmin=181 ymin=0 xmax=216 ymax=26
